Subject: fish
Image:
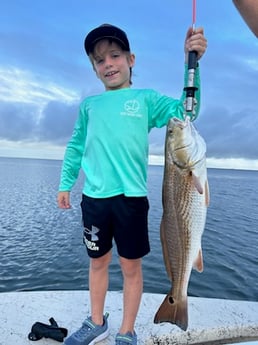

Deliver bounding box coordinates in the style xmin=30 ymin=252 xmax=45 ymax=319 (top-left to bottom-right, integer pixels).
xmin=154 ymin=116 xmax=209 ymax=331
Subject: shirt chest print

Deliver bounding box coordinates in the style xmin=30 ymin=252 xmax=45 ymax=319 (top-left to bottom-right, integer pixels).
xmin=120 ymin=100 xmax=142 ymax=118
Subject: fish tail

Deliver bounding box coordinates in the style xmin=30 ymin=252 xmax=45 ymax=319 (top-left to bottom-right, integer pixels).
xmin=154 ymin=293 xmax=188 ymax=331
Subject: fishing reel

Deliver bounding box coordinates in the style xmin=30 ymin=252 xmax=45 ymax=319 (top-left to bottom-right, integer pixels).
xmin=184 ymin=50 xmax=198 ymax=120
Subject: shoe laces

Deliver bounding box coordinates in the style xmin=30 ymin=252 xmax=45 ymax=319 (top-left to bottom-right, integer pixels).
xmin=73 ymin=320 xmax=94 ymax=339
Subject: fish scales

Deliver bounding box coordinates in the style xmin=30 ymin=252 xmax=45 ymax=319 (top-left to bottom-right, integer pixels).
xmin=163 ymin=164 xmax=205 ymax=296
xmin=154 ymin=117 xmax=209 ymax=331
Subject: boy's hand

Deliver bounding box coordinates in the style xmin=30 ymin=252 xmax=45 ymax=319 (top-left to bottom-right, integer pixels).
xmin=184 ymin=27 xmax=207 ymax=62
xmin=57 ymin=191 xmax=71 ymax=209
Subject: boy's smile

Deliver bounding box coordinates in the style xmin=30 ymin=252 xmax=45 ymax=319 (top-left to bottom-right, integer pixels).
xmin=105 ymin=70 xmax=119 ymax=79
xmin=91 ymin=40 xmax=135 ymax=90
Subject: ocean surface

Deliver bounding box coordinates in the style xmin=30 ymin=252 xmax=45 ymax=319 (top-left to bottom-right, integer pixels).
xmin=0 ymin=157 xmax=257 ymax=302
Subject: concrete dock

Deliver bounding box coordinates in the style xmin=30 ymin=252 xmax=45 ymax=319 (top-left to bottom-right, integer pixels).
xmin=1 ymin=290 xmax=258 ymax=345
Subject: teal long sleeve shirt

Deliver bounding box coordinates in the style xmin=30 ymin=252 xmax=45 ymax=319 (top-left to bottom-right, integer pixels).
xmin=59 ymin=65 xmax=201 ymax=198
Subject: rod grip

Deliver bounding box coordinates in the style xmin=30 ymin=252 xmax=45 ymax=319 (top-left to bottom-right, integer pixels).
xmin=188 ymin=50 xmax=198 ymax=70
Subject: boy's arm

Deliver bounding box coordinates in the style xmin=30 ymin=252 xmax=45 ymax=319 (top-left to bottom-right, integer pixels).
xmin=233 ymin=0 xmax=258 ymax=37
xmin=58 ymin=106 xmax=87 ymax=193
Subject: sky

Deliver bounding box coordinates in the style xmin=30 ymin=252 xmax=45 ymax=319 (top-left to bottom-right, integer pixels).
xmin=0 ymin=0 xmax=258 ymax=170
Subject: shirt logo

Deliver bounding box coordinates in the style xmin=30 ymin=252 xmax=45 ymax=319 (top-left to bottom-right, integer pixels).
xmin=121 ymin=100 xmax=142 ymax=118
xmin=124 ymin=100 xmax=140 ymax=114
xmin=84 ymin=225 xmax=100 ymax=241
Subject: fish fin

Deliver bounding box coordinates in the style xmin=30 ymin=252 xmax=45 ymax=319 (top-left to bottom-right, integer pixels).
xmin=193 ymin=249 xmax=204 ymax=272
xmin=154 ymin=293 xmax=188 ymax=331
xmin=205 ymin=180 xmax=210 ymax=206
xmin=160 ymin=219 xmax=173 ymax=280
xmin=191 ymin=172 xmax=204 ymax=194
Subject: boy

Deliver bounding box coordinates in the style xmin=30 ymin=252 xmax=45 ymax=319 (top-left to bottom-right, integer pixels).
xmin=58 ymin=24 xmax=207 ymax=345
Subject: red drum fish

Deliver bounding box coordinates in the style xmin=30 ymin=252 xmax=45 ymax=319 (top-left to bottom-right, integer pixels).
xmin=154 ymin=117 xmax=209 ymax=331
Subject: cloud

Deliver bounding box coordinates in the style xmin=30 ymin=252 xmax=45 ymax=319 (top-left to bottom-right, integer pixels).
xmin=0 ymin=67 xmax=80 ymax=105
xmin=0 ymin=102 xmax=37 ymax=141
xmin=0 ymin=101 xmax=38 ymax=141
xmin=196 ymin=105 xmax=258 ymax=160
xmin=38 ymin=101 xmax=79 ymax=144
xmin=0 ymin=0 xmax=258 ymax=169
xmin=0 ymin=66 xmax=81 ymax=147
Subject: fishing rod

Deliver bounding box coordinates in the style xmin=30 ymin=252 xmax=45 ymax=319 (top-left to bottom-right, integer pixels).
xmin=184 ymin=0 xmax=198 ymax=119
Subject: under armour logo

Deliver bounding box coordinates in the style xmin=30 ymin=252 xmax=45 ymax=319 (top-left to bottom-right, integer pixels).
xmin=84 ymin=225 xmax=100 ymax=241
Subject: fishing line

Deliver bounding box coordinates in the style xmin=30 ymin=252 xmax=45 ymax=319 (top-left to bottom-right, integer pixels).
xmin=192 ymin=0 xmax=196 ymax=31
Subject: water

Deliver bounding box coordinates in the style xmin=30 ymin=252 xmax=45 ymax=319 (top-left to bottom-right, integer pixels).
xmin=0 ymin=157 xmax=257 ymax=301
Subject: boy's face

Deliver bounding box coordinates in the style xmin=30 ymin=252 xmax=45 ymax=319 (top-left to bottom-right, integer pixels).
xmin=91 ymin=39 xmax=135 ymax=90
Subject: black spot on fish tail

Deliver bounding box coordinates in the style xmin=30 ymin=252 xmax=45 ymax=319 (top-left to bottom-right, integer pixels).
xmin=168 ymin=296 xmax=174 ymax=304
xmin=153 ymin=293 xmax=188 ymax=331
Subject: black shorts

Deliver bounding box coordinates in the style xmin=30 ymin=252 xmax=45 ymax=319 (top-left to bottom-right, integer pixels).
xmin=80 ymin=194 xmax=150 ymax=259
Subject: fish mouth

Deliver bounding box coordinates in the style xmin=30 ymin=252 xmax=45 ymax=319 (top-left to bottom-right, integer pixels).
xmin=172 ymin=159 xmax=190 ymax=170
xmin=173 ymin=143 xmax=191 ymax=152
xmin=173 ymin=156 xmax=204 ymax=172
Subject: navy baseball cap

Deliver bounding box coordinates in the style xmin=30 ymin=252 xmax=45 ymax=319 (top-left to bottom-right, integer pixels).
xmin=84 ymin=24 xmax=130 ymax=55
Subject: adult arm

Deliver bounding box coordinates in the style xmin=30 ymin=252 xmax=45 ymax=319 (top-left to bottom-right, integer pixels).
xmin=233 ymin=0 xmax=258 ymax=37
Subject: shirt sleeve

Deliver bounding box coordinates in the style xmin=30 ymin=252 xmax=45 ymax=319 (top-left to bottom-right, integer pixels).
xmin=148 ymin=64 xmax=201 ymax=130
xmin=58 ymin=105 xmax=88 ymax=191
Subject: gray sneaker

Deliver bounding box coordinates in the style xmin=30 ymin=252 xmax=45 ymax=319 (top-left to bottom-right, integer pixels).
xmin=64 ymin=313 xmax=109 ymax=345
